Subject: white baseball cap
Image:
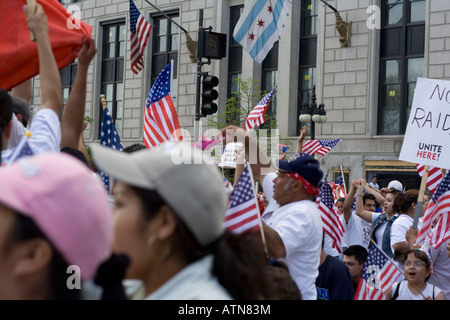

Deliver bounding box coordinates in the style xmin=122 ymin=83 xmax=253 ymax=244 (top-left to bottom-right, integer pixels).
xmin=387 ymin=180 xmax=403 ymax=192
xmin=91 ymin=142 xmax=228 ymax=247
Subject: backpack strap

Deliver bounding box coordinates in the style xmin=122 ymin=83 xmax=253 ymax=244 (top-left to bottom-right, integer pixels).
xmin=392 ymin=281 xmax=402 ymax=300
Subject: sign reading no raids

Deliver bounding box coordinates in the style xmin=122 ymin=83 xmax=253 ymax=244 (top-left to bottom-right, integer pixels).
xmin=399 ymin=77 xmax=450 ymax=168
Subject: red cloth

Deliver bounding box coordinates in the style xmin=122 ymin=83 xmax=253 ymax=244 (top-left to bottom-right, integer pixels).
xmin=0 ymin=0 xmax=92 ymax=91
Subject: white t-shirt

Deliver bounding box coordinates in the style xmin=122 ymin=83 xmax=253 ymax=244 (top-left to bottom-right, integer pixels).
xmin=262 ymin=172 xmax=322 ymax=300
xmin=6 ymin=113 xmax=26 ymax=150
xmin=340 ymin=212 xmax=372 ymax=249
xmin=390 ymin=214 xmax=414 ymax=246
xmin=2 ymin=108 xmax=61 ymax=164
xmin=391 ymin=281 xmax=442 ymax=300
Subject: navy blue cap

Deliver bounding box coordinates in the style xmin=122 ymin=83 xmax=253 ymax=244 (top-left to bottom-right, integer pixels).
xmin=274 ymin=153 xmax=323 ymax=187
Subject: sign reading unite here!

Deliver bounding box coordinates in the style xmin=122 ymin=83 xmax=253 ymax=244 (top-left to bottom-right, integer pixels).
xmin=399 ymin=77 xmax=450 ymax=169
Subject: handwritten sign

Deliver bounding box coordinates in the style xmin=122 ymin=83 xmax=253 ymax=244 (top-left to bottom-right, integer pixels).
xmin=217 ymin=142 xmax=243 ymax=168
xmin=399 ymin=77 xmax=450 ymax=168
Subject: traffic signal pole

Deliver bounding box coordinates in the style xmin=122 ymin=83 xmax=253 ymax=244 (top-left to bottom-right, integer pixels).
xmin=195 ymin=9 xmax=207 ymax=142
xmin=194 ymin=9 xmax=226 ymax=142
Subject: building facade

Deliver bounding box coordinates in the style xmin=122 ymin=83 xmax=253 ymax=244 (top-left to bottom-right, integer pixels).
xmin=49 ymin=0 xmax=450 ymax=189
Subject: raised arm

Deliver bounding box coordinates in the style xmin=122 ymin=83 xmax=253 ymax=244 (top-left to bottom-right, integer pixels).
xmin=343 ymin=179 xmax=358 ymax=224
xmin=60 ymin=38 xmax=97 ymax=149
xmin=11 ymin=79 xmax=32 ymax=106
xmin=219 ymin=125 xmax=274 ymax=186
xmin=24 ymin=4 xmax=62 ymax=116
xmin=362 ymin=179 xmax=386 ymax=204
xmin=295 ymin=125 xmax=307 ymax=154
xmin=355 ymin=184 xmax=373 ymax=223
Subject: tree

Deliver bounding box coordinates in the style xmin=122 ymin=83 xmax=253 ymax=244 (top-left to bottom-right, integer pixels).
xmin=206 ymin=77 xmax=277 ymax=131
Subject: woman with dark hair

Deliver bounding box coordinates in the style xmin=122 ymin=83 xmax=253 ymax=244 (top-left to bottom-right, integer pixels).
xmin=354 ymin=183 xmax=402 ymax=258
xmin=92 ymin=142 xmax=277 ymax=300
xmin=0 ymin=152 xmax=129 ymax=299
xmin=390 ymin=189 xmax=422 ymax=262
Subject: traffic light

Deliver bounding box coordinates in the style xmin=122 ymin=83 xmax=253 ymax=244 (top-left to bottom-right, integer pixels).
xmin=201 ymin=74 xmax=219 ymax=116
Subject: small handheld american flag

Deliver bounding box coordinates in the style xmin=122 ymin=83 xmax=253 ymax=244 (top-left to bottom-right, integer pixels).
xmin=302 ymin=139 xmax=341 ymax=157
xmin=245 ymin=88 xmax=276 ymax=131
xmin=224 ymin=163 xmax=261 ymax=234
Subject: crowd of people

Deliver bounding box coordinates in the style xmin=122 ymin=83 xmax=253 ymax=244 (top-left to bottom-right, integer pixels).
xmin=0 ymin=4 xmax=449 ymax=301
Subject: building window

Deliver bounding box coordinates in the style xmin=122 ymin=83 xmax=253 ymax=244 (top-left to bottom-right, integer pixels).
xmin=378 ymin=0 xmax=425 ymax=135
xmin=261 ymin=42 xmax=278 ymax=130
xmin=60 ymin=62 xmax=78 ymax=107
xmin=364 ymin=160 xmax=421 ymax=190
xmin=151 ymin=12 xmax=179 ymax=101
xmin=297 ymin=0 xmax=318 ymax=134
xmin=228 ymin=6 xmax=244 ymax=98
xmin=99 ymin=21 xmax=125 ymax=138
xmin=225 ymin=5 xmax=244 ymax=125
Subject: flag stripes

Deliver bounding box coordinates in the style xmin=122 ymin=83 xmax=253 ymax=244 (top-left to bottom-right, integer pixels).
xmin=224 ymin=163 xmax=261 ymax=234
xmin=354 ymin=241 xmax=402 ymax=300
xmin=417 ymin=170 xmax=450 ymax=248
xmin=143 ymin=63 xmax=182 ymax=149
xmin=245 ymin=88 xmax=276 ymax=131
xmin=316 ymin=177 xmax=345 ymax=253
xmin=130 ymin=0 xmax=152 ymax=75
xmin=417 ymin=164 xmax=443 ymax=194
xmin=302 ymin=139 xmax=342 ymax=157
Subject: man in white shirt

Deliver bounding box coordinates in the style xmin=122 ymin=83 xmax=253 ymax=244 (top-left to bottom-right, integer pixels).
xmin=342 ymin=180 xmax=377 ymax=250
xmin=368 ymin=176 xmax=379 ymax=190
xmin=219 ymin=126 xmax=324 ymax=300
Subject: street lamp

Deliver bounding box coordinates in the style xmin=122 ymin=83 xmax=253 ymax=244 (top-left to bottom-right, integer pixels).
xmin=298 ymin=85 xmax=327 ymax=140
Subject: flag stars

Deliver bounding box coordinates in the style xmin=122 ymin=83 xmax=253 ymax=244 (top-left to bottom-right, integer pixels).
xmin=267 ymin=5 xmax=273 ymax=13
xmin=257 ymin=19 xmax=265 ymax=27
xmin=249 ymin=33 xmax=255 ymax=41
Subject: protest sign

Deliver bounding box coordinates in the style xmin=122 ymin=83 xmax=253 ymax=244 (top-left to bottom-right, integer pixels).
xmin=399 ymin=77 xmax=450 ymax=168
xmin=218 ymin=142 xmax=243 ymax=168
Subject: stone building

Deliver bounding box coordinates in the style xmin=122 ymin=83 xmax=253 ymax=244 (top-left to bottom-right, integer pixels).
xmin=47 ymin=0 xmax=449 ymax=189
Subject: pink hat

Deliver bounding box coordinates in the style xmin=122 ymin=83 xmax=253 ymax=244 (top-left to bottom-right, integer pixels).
xmin=0 ymin=152 xmax=113 ymax=281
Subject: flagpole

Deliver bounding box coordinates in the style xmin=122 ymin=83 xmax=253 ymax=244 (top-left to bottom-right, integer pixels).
xmin=340 ymin=165 xmax=347 ymax=195
xmin=170 ymin=59 xmax=174 ymax=97
xmin=413 ymin=165 xmax=429 ymax=229
xmin=100 ymin=94 xmax=107 ymax=111
xmin=27 ymin=0 xmax=37 ymax=41
xmin=246 ymin=162 xmax=269 ymax=258
xmin=369 ymin=239 xmax=426 ymax=299
xmin=143 ymin=0 xmax=187 ymax=33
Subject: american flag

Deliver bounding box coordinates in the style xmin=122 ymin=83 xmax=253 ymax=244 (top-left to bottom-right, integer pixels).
xmin=99 ymin=106 xmax=123 ymax=192
xmin=244 ymin=88 xmax=276 ymax=131
xmin=316 ymin=175 xmax=345 ymax=253
xmin=3 ymin=133 xmax=34 ymax=166
xmin=129 ymin=0 xmax=152 ymax=75
xmin=143 ymin=63 xmax=182 ymax=149
xmin=417 ymin=170 xmax=450 ymax=249
xmin=302 ymin=139 xmax=341 ymax=157
xmin=224 ymin=164 xmax=261 ymax=234
xmin=417 ymin=164 xmax=443 ymax=194
xmin=354 ymin=241 xmax=402 ymax=300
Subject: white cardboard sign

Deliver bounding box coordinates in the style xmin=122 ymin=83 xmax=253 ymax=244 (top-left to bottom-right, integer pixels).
xmin=399 ymin=77 xmax=450 ymax=169
xmin=217 ymin=142 xmax=243 ymax=168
